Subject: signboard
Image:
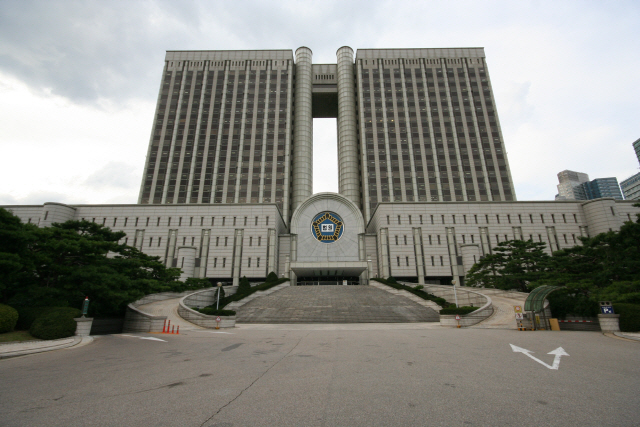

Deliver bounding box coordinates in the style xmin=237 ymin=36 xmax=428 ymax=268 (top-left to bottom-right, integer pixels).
xmin=514 ymin=305 xmax=523 ymax=313
xmin=601 ymin=306 xmax=614 ymax=314
xmin=216 ymin=316 xmax=221 ymax=322
xmin=455 ymin=314 xmax=461 ymax=320
xmin=343 ymin=280 xmax=348 ymax=286
xmin=515 ymin=313 xmax=524 ymax=320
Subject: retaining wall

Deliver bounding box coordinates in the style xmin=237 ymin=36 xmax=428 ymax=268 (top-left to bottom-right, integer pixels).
xmin=179 ymin=288 xmax=235 ymax=328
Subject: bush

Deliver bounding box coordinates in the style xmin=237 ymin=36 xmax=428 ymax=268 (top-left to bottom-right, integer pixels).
xmin=266 ymin=271 xmax=279 ymax=283
xmin=439 ymin=306 xmax=478 ymax=315
xmin=613 ymin=303 xmax=640 ymax=332
xmin=29 ymin=307 xmax=82 ymax=340
xmin=372 ymin=278 xmax=451 ymax=308
xmin=0 ymin=304 xmax=19 ymax=333
xmin=196 ymin=308 xmax=236 ymax=316
xmin=209 ymin=277 xmax=289 ymax=310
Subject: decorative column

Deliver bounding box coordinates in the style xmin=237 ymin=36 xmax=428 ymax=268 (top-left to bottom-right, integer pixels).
xmin=292 ymin=47 xmax=313 ymax=211
xmin=336 ymin=46 xmax=361 ymax=209
xmin=177 ymin=246 xmax=197 ymax=281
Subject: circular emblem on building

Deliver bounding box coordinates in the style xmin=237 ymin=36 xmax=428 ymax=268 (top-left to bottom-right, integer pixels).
xmin=311 ymin=211 xmax=344 ymax=243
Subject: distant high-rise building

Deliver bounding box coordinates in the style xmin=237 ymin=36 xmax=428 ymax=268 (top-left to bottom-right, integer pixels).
xmin=556 ymin=170 xmax=589 ymax=200
xmin=621 ymin=137 xmax=640 ymax=200
xmin=555 ymin=170 xmax=622 ymax=200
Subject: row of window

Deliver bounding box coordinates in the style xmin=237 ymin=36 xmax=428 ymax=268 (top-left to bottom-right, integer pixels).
xmin=392 ymin=232 xmax=579 ymax=247
xmin=385 ymin=212 xmax=580 ymax=226
xmin=77 ymin=215 xmax=271 ymax=228
xmin=125 ymin=234 xmax=264 ymax=248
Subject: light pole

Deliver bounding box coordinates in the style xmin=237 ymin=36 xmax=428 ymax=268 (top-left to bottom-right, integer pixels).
xmin=451 ymin=279 xmax=459 ymax=308
xmin=216 ymin=282 xmax=222 ymax=310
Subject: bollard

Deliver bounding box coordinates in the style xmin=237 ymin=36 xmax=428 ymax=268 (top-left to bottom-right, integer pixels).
xmin=176 ymin=326 xmax=180 ymax=335
xmin=166 ymin=320 xmax=171 ymax=334
xmin=172 ymin=325 xmax=175 ymax=334
xmin=162 ymin=319 xmax=167 ymax=333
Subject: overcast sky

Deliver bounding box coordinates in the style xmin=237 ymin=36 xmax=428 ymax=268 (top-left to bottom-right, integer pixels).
xmin=0 ymin=0 xmax=639 ymax=205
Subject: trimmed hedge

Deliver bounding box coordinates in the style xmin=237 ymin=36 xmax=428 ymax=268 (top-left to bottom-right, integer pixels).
xmin=613 ymin=303 xmax=640 ymax=332
xmin=196 ymin=308 xmax=236 ymax=316
xmin=439 ymin=306 xmax=478 ymax=315
xmin=214 ymin=277 xmax=289 ymax=310
xmin=372 ymin=278 xmax=450 ymax=308
xmin=0 ymin=304 xmax=19 ymax=333
xmin=29 ymin=307 xmax=82 ymax=340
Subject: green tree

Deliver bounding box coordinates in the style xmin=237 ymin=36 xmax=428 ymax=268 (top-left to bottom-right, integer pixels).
xmin=465 ymin=239 xmax=550 ymax=291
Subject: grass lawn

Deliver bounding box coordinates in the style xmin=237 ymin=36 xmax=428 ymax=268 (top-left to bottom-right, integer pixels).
xmin=0 ymin=330 xmax=40 ymax=343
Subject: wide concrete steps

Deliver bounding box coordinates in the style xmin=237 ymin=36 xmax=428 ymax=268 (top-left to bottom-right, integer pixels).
xmin=236 ymin=285 xmax=440 ymax=323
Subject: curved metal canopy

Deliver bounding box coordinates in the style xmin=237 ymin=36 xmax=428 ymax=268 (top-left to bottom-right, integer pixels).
xmin=524 ymin=285 xmax=563 ymax=312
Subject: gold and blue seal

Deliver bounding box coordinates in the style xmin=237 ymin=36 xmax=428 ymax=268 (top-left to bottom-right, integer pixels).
xmin=311 ymin=212 xmax=344 ymax=243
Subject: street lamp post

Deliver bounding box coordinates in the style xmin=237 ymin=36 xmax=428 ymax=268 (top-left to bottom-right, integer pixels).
xmin=451 ymin=279 xmax=459 ymax=308
xmin=216 ymin=282 xmax=222 ymax=310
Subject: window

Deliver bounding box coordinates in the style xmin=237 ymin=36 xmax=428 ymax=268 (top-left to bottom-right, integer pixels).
xmin=125 ymin=238 xmax=128 ymax=245
xmin=212 ymin=217 xmax=215 ymax=226
xmin=149 ymin=237 xmax=153 ymax=247
xmin=191 ymin=237 xmax=195 ymax=246
xmin=387 ymin=215 xmax=390 ymax=225
xmin=135 ymin=217 xmax=139 ymax=227
xmin=222 ymin=217 xmax=226 ymax=226
xmin=430 ymin=215 xmax=434 ymax=224
xmin=258 ymin=236 xmax=261 ymax=246
xmin=551 ymin=214 xmax=556 ymax=223
xmin=406 ymin=257 xmax=410 ymax=266
xmin=158 ymin=237 xmax=162 ymax=247
xmin=538 ymin=234 xmax=542 ymax=242
xmin=200 ymin=217 xmax=204 ymax=226
xmin=507 ymin=214 xmax=511 ymax=224
xmin=255 ymin=216 xmax=258 ymax=226
xmin=496 ymin=235 xmax=500 ymax=242
xmin=257 ymin=257 xmax=260 ymax=267
xmin=44 ymin=211 xmax=49 ymax=220
xmin=419 ymin=215 xmax=423 ymax=224
xmin=248 ymin=258 xmax=251 ymax=267
xmin=610 ymin=207 xmax=615 ymax=216
xmin=540 ymin=214 xmax=544 ymax=223
xmin=518 ymin=214 xmax=522 ymax=224
xmin=562 ymin=214 xmax=566 ymax=223
xmin=249 ymin=236 xmax=253 ymax=246
xmin=463 ymin=215 xmax=467 ymax=224
xmin=214 ymin=258 xmax=217 ymax=268
xmin=471 ymin=235 xmax=475 ymax=243
xmin=431 ymin=256 xmax=435 ymax=266
xmin=563 ymin=234 xmax=568 ymax=244
xmin=442 ymin=215 xmax=445 ymax=224
xmin=462 ymin=235 xmax=466 ymax=243
xmin=474 ymin=214 xmax=478 ymax=224
xmin=452 ymin=215 xmax=456 ymax=224
xmin=496 ymin=214 xmax=500 ymax=224
xmin=224 ymin=237 xmax=228 ymax=246
xmin=398 ymin=215 xmax=402 ymax=225
xmin=113 ymin=218 xmax=117 ymax=227
xmin=102 ymin=218 xmax=106 ymax=226
xmin=404 ymin=235 xmax=407 ymax=245
xmin=244 ymin=216 xmax=247 ymax=226
xmin=395 ymin=235 xmax=399 ymax=245
xmin=572 ymin=234 xmax=576 ymax=243
xmin=233 ymin=217 xmax=237 ymax=226
xmin=223 ymin=258 xmax=226 ymax=268
xmin=573 ymin=214 xmax=577 ymax=223
xmin=397 ymin=256 xmax=400 ymax=266
xmin=178 ymin=217 xmax=182 ymax=226
xmin=485 ymin=214 xmax=489 ymax=223
xmin=266 ymin=216 xmax=270 ymax=225
xmin=437 ymin=235 xmax=441 ymax=245
xmin=183 ymin=237 xmax=186 ymax=245
xmin=440 ymin=256 xmax=444 ymax=266
xmin=408 ymin=215 xmax=412 ymax=225
xmin=216 ymin=236 xmax=219 ymax=246
xmin=529 ymin=214 xmax=533 ymax=223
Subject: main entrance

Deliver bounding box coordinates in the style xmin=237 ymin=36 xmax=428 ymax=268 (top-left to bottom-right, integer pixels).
xmin=297 ymin=276 xmax=360 ymax=286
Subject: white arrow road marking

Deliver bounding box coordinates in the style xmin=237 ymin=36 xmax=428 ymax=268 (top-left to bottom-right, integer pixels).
xmin=120 ymin=334 xmax=167 ymax=342
xmin=510 ymin=344 xmax=569 ymax=370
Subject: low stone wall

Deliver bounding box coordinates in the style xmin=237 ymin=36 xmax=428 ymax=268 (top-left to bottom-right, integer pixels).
xmin=178 ymin=288 xmax=236 ymax=328
xmin=425 ymin=285 xmax=493 ymax=327
xmin=123 ymin=288 xmax=216 ymax=333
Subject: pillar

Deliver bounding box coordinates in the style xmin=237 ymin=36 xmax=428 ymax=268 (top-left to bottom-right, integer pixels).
xmin=292 ymin=47 xmax=313 ymax=211
xmin=336 ymin=46 xmax=361 ymax=208
xmin=177 ymin=246 xmax=197 ymax=281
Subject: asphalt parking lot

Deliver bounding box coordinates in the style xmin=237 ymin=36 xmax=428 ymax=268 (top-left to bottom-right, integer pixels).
xmin=1 ymin=325 xmax=638 ymax=426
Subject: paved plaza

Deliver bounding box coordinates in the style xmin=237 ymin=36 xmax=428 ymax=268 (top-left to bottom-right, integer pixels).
xmin=1 ymin=325 xmax=639 ymax=426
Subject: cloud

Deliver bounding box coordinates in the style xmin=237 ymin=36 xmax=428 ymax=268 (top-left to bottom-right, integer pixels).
xmin=84 ymin=162 xmax=138 ymax=190
xmin=0 ymin=190 xmax=86 ymax=206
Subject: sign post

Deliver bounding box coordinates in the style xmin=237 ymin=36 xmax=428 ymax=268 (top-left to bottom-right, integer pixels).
xmin=81 ymin=296 xmax=90 ymax=318
xmin=514 ymin=305 xmax=524 ymax=331
xmin=215 ymin=316 xmax=221 ymax=330
xmin=455 ymin=314 xmax=461 ymax=328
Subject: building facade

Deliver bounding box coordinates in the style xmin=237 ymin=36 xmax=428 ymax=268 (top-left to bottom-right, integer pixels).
xmin=555 ymin=170 xmax=622 ymax=200
xmin=621 ymin=138 xmax=640 ymax=201
xmin=3 ymin=47 xmax=639 ymax=286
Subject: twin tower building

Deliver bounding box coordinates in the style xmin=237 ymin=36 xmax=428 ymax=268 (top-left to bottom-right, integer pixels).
xmin=6 ymin=47 xmax=637 ymax=286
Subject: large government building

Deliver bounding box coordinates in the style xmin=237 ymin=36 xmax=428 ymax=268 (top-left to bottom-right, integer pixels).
xmin=3 ymin=47 xmax=638 ymax=286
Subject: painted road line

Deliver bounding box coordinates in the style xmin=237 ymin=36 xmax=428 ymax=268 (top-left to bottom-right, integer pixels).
xmin=510 ymin=344 xmax=569 ymax=370
xmin=120 ymin=334 xmax=167 ymax=342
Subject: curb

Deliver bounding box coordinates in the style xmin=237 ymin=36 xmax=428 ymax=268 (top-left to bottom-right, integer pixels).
xmin=613 ymin=332 xmax=640 ymax=342
xmin=0 ymin=336 xmax=94 ymax=360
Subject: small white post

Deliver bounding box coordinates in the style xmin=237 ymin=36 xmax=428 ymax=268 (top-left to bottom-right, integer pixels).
xmin=452 ymin=279 xmax=459 ymax=308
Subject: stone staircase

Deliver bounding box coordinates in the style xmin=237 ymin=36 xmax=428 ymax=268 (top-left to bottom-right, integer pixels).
xmin=225 ymin=282 xmax=291 ymax=311
xmin=235 ymin=285 xmax=439 ymax=323
xmin=369 ymin=281 xmax=443 ymax=312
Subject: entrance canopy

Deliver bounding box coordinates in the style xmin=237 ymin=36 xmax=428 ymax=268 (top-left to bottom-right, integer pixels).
xmin=524 ymin=285 xmax=563 ymax=312
xmin=291 ymin=261 xmax=368 ymax=278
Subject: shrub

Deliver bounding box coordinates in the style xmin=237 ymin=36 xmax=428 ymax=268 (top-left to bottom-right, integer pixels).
xmin=613 ymin=303 xmax=640 ymax=332
xmin=14 ymin=306 xmax=51 ymax=330
xmin=196 ymin=308 xmax=236 ymax=316
xmin=210 ymin=277 xmax=289 ymax=310
xmin=266 ymin=271 xmax=279 ymax=283
xmin=0 ymin=304 xmax=19 ymax=333
xmin=414 ymin=285 xmax=424 ymax=290
xmin=439 ymin=306 xmax=478 ymax=315
xmin=372 ymin=278 xmax=451 ymax=308
xmin=29 ymin=307 xmax=82 ymax=340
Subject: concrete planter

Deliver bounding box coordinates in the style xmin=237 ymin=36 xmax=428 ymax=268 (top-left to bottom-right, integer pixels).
xmin=179 ymin=289 xmax=236 ymax=328
xmin=74 ymin=317 xmax=94 ymax=336
xmin=598 ymin=314 xmax=620 ymax=332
